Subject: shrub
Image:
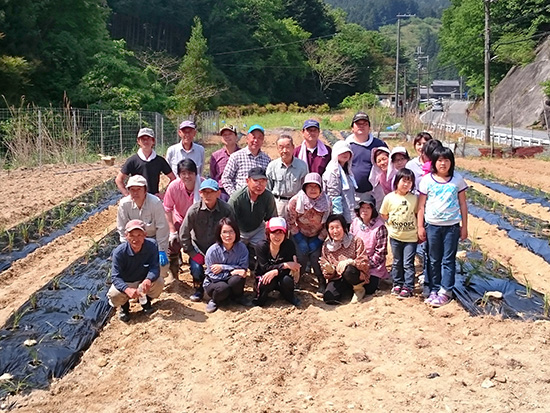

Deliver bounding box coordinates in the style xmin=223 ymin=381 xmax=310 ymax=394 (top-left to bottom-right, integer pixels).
xmin=339 ymin=93 xmax=379 ymax=110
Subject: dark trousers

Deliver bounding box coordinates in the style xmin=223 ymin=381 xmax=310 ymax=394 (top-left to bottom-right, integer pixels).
xmin=255 ymin=274 xmax=295 ymax=306
xmin=205 ymin=276 xmax=246 ymax=304
xmin=323 ymin=265 xmax=362 ymax=304
xmin=364 ymin=275 xmax=380 ymax=295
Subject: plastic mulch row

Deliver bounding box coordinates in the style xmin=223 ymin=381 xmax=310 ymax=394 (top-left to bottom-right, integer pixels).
xmin=0 ymin=179 xmax=120 ymax=273
xmin=0 ymin=231 xmax=119 ymax=397
xmin=453 ymin=240 xmax=548 ymax=320
xmin=459 ymin=169 xmax=550 ymax=209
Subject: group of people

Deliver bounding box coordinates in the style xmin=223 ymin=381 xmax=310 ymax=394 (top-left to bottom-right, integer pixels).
xmin=108 ymin=112 xmax=468 ymax=322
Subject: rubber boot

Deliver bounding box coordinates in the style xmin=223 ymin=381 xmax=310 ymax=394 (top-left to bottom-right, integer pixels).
xmin=167 ymin=257 xmax=180 ymax=284
xmin=351 ymin=282 xmax=366 ymax=304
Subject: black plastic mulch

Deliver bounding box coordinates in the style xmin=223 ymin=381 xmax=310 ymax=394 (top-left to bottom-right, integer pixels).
xmin=0 ymin=231 xmax=119 ymax=396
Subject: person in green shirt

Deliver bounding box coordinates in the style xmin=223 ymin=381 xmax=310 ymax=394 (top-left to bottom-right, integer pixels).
xmin=229 ymin=167 xmax=277 ymax=270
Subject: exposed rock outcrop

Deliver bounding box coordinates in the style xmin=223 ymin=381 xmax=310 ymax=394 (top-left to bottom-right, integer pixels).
xmin=479 ymin=37 xmax=550 ymax=128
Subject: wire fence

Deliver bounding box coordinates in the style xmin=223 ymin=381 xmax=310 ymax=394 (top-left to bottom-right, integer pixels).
xmin=0 ymin=107 xmax=220 ymax=168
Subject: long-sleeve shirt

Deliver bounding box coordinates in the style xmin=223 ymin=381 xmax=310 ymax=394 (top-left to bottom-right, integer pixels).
xmin=210 ymin=147 xmax=240 ymax=190
xmin=293 ymin=144 xmax=331 ymax=176
xmin=266 ymin=157 xmax=308 ymax=199
xmin=254 ymin=238 xmax=296 ymax=277
xmin=203 ymin=241 xmax=249 ymax=288
xmin=111 ymin=238 xmax=160 ymax=292
xmin=320 ymin=236 xmax=369 ymax=282
xmin=221 ymin=147 xmax=271 ymax=195
xmin=163 ymin=178 xmax=198 ymax=227
xmin=229 ymin=187 xmax=277 ymax=233
xmin=165 ymin=142 xmax=205 ymax=176
xmin=179 ymin=199 xmax=235 ymax=257
xmin=286 ymin=196 xmax=329 ymax=239
xmin=117 ymin=193 xmax=169 ymax=252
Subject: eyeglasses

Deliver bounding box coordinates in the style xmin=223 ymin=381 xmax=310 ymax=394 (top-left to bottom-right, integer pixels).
xmin=221 ymin=230 xmax=235 ymax=235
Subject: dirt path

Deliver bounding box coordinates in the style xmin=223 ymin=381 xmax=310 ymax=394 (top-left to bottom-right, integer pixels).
xmin=0 ymin=162 xmax=119 ymax=230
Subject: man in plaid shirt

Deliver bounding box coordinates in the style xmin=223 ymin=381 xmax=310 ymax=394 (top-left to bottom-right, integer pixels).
xmin=221 ymin=124 xmax=271 ymax=195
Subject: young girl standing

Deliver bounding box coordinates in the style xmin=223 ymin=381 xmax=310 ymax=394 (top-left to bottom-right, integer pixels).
xmin=380 ymin=168 xmax=418 ymax=299
xmin=417 ymin=146 xmax=468 ymax=308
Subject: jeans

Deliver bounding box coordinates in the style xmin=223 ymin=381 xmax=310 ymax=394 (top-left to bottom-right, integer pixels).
xmin=425 ymin=223 xmax=460 ymax=297
xmin=189 ymin=257 xmax=205 ymax=285
xmin=293 ymin=233 xmax=323 ymax=278
xmin=389 ymin=238 xmax=417 ymax=290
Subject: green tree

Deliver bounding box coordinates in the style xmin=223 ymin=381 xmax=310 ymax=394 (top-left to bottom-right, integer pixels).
xmin=174 ymin=17 xmax=221 ymax=114
xmin=74 ymin=40 xmax=171 ymax=111
xmin=440 ymin=0 xmax=549 ymax=96
xmin=0 ymin=0 xmax=111 ymax=105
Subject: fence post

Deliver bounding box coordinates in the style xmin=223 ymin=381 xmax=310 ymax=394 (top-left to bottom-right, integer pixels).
xmin=139 ymin=112 xmax=142 ymax=128
xmin=119 ymin=113 xmax=123 ymax=156
xmin=38 ymin=110 xmax=42 ymax=167
xmin=100 ymin=112 xmax=104 ymax=154
xmin=160 ymin=115 xmax=164 ymax=148
xmin=72 ymin=109 xmax=77 ymax=164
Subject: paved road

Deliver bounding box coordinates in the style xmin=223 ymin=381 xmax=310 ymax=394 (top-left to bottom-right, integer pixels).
xmin=421 ymin=100 xmax=550 ymax=141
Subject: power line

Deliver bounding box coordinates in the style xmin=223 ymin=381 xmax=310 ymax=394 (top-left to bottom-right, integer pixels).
xmin=212 ymin=33 xmax=336 ymax=56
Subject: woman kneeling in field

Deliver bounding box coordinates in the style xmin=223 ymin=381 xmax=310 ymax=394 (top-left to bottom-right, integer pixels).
xmin=320 ymin=214 xmax=369 ymax=305
xmin=203 ymin=218 xmax=249 ymax=313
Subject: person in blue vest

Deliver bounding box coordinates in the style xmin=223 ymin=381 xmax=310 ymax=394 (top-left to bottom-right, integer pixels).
xmin=345 ymin=112 xmax=388 ymax=202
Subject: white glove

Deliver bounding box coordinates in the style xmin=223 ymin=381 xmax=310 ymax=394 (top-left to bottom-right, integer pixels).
xmin=336 ymin=259 xmax=355 ymax=275
xmin=169 ymin=232 xmax=179 ymax=243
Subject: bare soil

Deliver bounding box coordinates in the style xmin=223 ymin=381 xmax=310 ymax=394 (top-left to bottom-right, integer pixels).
xmin=1 ymin=151 xmax=550 ymax=412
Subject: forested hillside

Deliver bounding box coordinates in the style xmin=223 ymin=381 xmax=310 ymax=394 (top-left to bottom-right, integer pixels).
xmin=439 ymin=0 xmax=550 ymax=96
xmin=324 ymin=0 xmax=449 ymax=30
xmin=0 ymin=0 xmax=395 ymax=112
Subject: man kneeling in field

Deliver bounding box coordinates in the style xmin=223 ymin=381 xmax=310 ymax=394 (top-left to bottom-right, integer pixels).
xmin=108 ymin=219 xmax=164 ymax=322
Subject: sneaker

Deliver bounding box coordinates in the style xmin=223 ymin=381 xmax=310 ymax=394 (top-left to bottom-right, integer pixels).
xmin=205 ymin=299 xmax=218 ymax=313
xmin=430 ymin=294 xmax=452 ymax=308
xmin=424 ymin=292 xmax=438 ymax=304
xmin=118 ymin=305 xmax=130 ymax=322
xmin=232 ymin=295 xmax=252 ymax=307
xmin=189 ymin=288 xmax=204 ymax=302
xmin=398 ymin=287 xmax=413 ymax=299
xmin=391 ymin=286 xmax=402 ymax=296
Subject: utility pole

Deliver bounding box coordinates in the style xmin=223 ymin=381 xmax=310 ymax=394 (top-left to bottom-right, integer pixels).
xmin=395 ymin=14 xmax=414 ymax=117
xmin=484 ymin=0 xmax=491 ymax=145
xmin=403 ymin=67 xmax=407 ymax=114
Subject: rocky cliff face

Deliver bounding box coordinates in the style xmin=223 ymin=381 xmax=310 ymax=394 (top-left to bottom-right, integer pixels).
xmin=479 ymin=37 xmax=550 ymax=128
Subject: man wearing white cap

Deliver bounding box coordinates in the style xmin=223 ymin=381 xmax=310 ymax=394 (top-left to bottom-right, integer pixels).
xmin=115 ymin=127 xmax=176 ymax=197
xmin=117 ymin=175 xmax=170 ymax=280
xmin=221 ymin=124 xmax=271 ymax=196
xmin=166 ymin=120 xmax=206 ymax=176
xmin=108 ymin=219 xmax=165 ymax=322
xmin=179 ymin=178 xmax=236 ymax=301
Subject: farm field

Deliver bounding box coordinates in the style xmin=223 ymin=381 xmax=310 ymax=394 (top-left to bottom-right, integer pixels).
xmin=2 ymin=134 xmax=550 ymax=412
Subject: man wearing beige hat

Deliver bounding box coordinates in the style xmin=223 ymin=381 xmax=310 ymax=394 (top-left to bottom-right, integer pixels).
xmin=108 ymin=219 xmax=165 ymax=322
xmin=115 ymin=127 xmax=176 ymax=198
xmin=117 ymin=175 xmax=171 ymax=281
xmin=210 ymin=124 xmax=240 ymax=201
xmin=166 ymin=120 xmax=205 ymax=176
